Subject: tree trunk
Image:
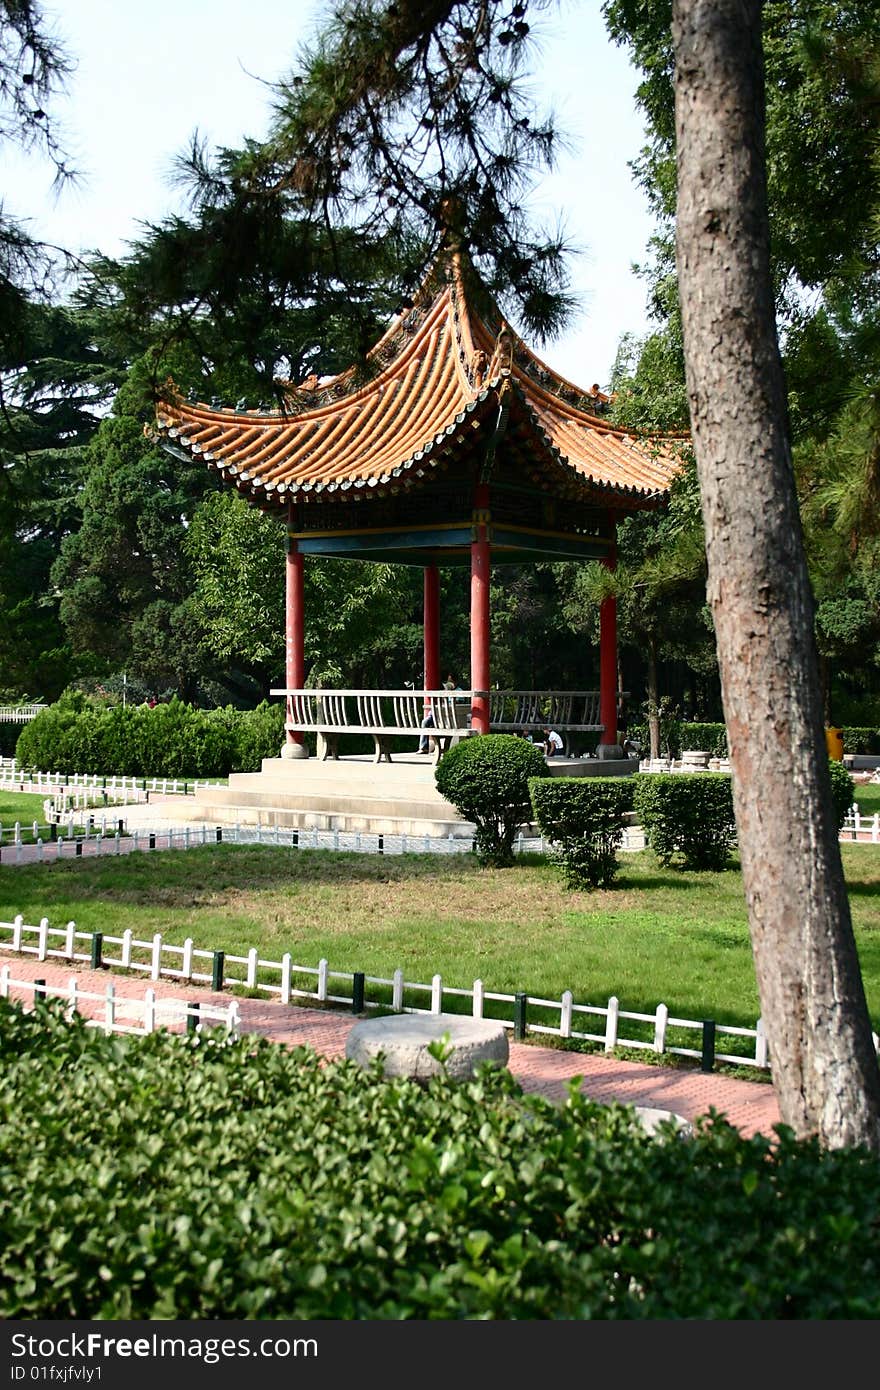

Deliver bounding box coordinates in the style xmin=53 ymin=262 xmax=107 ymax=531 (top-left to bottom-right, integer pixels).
xmin=646 ymin=636 xmax=661 ymax=759
xmin=672 ymin=0 xmax=880 ymax=1149
xmin=818 ymin=650 xmax=832 ymax=726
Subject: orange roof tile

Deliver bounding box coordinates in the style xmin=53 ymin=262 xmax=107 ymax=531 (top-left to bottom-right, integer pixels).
xmin=150 ymin=252 xmax=683 ymax=510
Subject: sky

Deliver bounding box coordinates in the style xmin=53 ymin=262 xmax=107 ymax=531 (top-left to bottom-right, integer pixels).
xmin=4 ymin=0 xmax=661 ymax=388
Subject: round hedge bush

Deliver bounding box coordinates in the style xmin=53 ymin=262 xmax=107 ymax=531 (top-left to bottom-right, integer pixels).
xmin=435 ymin=734 xmax=548 ymax=865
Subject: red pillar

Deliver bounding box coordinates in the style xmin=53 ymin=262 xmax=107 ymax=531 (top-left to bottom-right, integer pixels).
xmin=599 ymin=516 xmax=618 ymax=746
xmin=286 ymin=505 xmax=305 ymax=746
xmin=423 ymin=564 xmax=440 ymax=694
xmin=470 ymin=484 xmax=491 ymax=735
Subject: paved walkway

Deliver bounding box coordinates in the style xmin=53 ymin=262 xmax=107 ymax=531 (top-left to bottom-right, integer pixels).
xmin=2 ymin=953 xmax=781 ymax=1139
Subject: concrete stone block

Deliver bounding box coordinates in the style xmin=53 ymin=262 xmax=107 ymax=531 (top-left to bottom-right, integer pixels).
xmin=345 ymin=1012 xmax=509 ymax=1081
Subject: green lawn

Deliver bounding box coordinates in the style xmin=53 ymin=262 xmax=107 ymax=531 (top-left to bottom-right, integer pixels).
xmin=2 ymin=842 xmax=879 ymax=1042
xmin=0 ymin=790 xmax=51 ymax=844
xmin=855 ymin=782 xmax=880 ymax=817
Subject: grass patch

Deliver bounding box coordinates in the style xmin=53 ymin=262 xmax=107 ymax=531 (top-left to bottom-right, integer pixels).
xmin=855 ymin=783 xmax=880 ymax=817
xmin=2 ymin=842 xmax=879 ymax=1039
xmin=0 ymin=790 xmax=51 ymax=844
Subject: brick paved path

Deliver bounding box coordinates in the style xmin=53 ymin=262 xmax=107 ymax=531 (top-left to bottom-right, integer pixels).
xmin=3 ymin=953 xmax=781 ymax=1139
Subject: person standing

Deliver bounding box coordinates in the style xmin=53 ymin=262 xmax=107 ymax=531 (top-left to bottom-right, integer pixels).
xmin=419 ymin=674 xmax=460 ymax=752
xmin=417 ymin=696 xmax=435 ymax=754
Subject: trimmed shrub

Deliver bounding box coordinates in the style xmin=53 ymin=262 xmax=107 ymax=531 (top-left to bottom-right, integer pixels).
xmin=434 ymin=734 xmax=547 ymax=866
xmin=634 ymin=772 xmax=737 ymax=870
xmin=233 ymin=700 xmax=286 ymax=770
xmin=828 ymin=758 xmax=856 ymax=831
xmin=841 ymin=727 xmax=880 ymax=755
xmin=530 ymin=776 xmax=635 ymax=889
xmin=15 ymin=699 xmax=280 ymax=778
xmin=679 ymin=722 xmax=728 ymax=757
xmin=14 ymin=702 xmax=82 ymax=771
xmin=3 ymin=997 xmax=880 ymax=1319
xmin=627 ymin=721 xmax=729 ymax=759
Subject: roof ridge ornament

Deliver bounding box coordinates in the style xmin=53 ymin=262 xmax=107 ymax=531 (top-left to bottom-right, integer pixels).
xmin=487 ymin=324 xmax=515 ymax=380
xmin=472 ymin=349 xmax=489 ymax=391
xmin=479 ymin=378 xmax=512 ymax=485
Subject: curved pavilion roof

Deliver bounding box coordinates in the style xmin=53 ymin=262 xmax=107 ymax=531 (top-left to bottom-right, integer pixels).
xmin=150 ymin=252 xmax=681 ymax=514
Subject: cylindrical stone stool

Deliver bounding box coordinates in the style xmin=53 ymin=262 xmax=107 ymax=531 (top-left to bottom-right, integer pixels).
xmin=634 ymin=1106 xmax=693 ymax=1138
xmin=345 ymin=1012 xmax=509 ymax=1081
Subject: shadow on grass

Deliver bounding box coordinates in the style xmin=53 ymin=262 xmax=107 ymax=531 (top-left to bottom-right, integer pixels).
xmin=615 ymin=863 xmax=743 ymax=891
xmin=0 ymin=844 xmax=759 ymax=916
xmin=845 ymin=879 xmax=880 ymax=899
xmin=0 ymin=842 xmax=534 ymax=907
xmin=613 ymin=873 xmax=701 ymax=892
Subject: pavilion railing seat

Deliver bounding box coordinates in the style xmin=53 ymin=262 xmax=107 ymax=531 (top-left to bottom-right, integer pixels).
xmin=273 ymin=688 xmax=480 ymax=763
xmin=488 ymin=691 xmax=604 ymax=755
xmin=273 ymin=688 xmax=607 ymax=762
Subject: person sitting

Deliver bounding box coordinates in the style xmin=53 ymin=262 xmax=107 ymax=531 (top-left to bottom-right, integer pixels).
xmin=542 ymin=728 xmax=564 ymax=757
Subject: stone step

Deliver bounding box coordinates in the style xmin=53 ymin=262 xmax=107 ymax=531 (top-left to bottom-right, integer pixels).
xmin=249 ymin=755 xmax=443 ymax=790
xmin=139 ymin=798 xmax=476 ymax=839
xmin=218 ymin=772 xmax=453 ymax=806
xmin=145 ymin=751 xmax=473 ymax=837
xmin=191 ymin=785 xmax=468 ymax=824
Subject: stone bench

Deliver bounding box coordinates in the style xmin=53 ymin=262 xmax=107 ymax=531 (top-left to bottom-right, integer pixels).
xmin=345 ymin=1012 xmax=509 ymax=1081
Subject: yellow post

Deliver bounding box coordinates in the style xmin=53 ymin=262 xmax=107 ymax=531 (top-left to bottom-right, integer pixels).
xmin=825 ymin=726 xmax=844 ymax=761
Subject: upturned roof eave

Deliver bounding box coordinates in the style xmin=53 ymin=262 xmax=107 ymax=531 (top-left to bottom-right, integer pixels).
xmin=503 ymin=380 xmax=676 ymax=506
xmin=150 ymin=370 xmax=675 ymax=509
xmin=149 ymin=379 xmax=507 ymax=507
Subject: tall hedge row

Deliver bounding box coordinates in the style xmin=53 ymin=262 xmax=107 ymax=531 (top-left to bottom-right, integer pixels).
xmin=14 ymin=699 xmax=285 ymax=778
xmin=627 ymin=721 xmax=880 ymax=757
xmin=841 ymin=727 xmax=880 ymax=755
xmin=633 ymin=773 xmax=737 ymax=870
xmin=2 ymin=998 xmax=879 ymax=1319
xmin=627 ymin=721 xmax=729 ymax=758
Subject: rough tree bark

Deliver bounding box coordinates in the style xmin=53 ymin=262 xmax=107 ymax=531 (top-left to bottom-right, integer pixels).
xmin=672 ymin=0 xmax=880 ymax=1149
xmin=646 ymin=636 xmax=661 ymax=760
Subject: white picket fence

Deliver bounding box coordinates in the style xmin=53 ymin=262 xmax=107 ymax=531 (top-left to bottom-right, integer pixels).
xmin=4 ymin=761 xmax=877 ymax=851
xmin=0 ymin=765 xmax=225 ymax=799
xmin=0 ymin=912 xmax=771 ymax=1072
xmin=0 ymin=705 xmax=45 ymax=723
xmin=2 ymin=806 xmax=875 ymax=867
xmin=0 ymin=819 xmax=563 ymax=862
xmin=842 ymin=807 xmax=880 ymax=842
xmin=0 ymin=964 xmax=240 ymax=1038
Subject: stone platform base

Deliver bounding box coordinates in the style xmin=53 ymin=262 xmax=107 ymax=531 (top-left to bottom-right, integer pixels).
xmin=547 ymin=757 xmax=639 ymax=778
xmin=345 ymin=1012 xmax=509 ymax=1081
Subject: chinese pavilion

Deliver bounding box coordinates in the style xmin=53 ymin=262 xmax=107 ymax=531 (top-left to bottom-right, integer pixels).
xmin=151 ymin=248 xmax=678 ymax=750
